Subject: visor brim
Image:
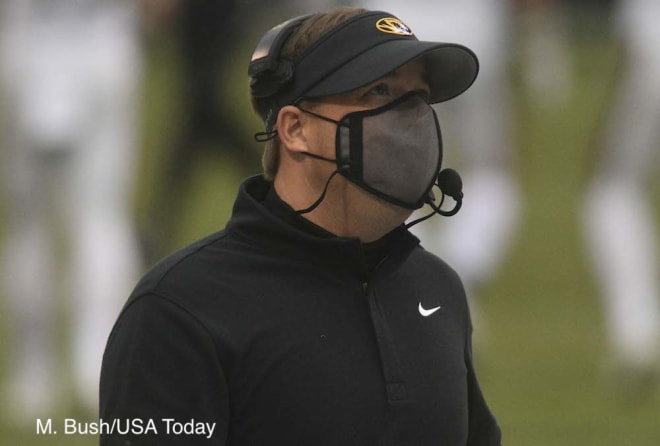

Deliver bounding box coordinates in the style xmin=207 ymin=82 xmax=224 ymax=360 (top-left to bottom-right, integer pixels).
xmin=303 ymin=40 xmax=479 ymax=104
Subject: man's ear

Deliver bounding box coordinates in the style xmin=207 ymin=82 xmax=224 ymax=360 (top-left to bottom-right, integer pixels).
xmin=276 ymin=105 xmax=309 ymax=154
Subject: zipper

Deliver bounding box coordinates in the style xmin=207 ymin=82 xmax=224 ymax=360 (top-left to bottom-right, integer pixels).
xmin=361 ymin=261 xmax=408 ymax=402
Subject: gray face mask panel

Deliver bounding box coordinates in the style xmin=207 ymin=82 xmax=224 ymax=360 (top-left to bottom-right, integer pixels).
xmin=300 ymin=92 xmax=443 ymax=211
xmin=336 ymin=92 xmax=442 ymax=209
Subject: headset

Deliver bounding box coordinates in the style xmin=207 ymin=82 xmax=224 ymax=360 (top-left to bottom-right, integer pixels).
xmin=248 ymin=14 xmax=313 ymax=99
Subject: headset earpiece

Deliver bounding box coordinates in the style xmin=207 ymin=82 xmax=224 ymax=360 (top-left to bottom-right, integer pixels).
xmin=248 ymin=14 xmax=312 ymax=98
xmin=249 ymin=59 xmax=295 ymax=98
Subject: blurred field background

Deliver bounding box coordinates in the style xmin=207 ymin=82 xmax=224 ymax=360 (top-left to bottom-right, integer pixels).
xmin=1 ymin=2 xmax=659 ymax=445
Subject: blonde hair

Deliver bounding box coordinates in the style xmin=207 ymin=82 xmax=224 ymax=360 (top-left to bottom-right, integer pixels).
xmin=250 ymin=7 xmax=368 ymax=180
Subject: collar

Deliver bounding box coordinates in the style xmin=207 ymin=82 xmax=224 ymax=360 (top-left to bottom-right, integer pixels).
xmin=226 ymin=175 xmax=420 ymax=276
xmin=262 ymin=182 xmax=335 ymax=239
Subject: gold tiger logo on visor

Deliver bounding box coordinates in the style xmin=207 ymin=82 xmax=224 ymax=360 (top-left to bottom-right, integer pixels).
xmin=376 ymin=18 xmax=414 ymax=36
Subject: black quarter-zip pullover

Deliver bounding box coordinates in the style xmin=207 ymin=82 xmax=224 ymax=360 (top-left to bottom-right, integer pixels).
xmin=100 ymin=175 xmax=501 ymax=445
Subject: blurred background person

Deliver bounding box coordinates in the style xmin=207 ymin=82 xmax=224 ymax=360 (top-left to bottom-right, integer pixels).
xmin=139 ymin=0 xmax=343 ymax=263
xmin=582 ymin=0 xmax=660 ymax=390
xmin=0 ymin=0 xmax=143 ymax=423
xmin=140 ymin=0 xmax=264 ymax=263
xmin=356 ymin=0 xmax=522 ymax=317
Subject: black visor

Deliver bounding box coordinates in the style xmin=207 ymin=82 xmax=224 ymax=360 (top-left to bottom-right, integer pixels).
xmin=279 ymin=11 xmax=478 ymax=108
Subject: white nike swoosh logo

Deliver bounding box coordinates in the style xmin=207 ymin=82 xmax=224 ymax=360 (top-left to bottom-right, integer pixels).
xmin=418 ymin=302 xmax=442 ymax=317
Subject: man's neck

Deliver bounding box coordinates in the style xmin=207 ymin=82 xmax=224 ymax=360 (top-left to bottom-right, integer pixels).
xmin=273 ymin=176 xmax=408 ymax=243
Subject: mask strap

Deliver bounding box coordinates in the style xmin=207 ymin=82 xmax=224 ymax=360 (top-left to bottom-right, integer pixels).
xmin=254 ymin=130 xmax=279 ymax=142
xmin=295 ymin=170 xmax=340 ymax=215
xmin=405 ymin=195 xmax=446 ymax=229
xmin=297 ymin=107 xmax=345 ymax=127
xmin=254 ymin=106 xmax=344 ymax=143
xmin=301 ymin=151 xmax=336 ymax=163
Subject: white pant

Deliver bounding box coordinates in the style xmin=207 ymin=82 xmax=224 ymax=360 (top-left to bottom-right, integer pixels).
xmin=1 ymin=1 xmax=142 ymax=420
xmin=582 ymin=0 xmax=660 ymax=370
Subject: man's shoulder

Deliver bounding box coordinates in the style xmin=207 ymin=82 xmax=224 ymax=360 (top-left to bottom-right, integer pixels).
xmin=129 ymin=229 xmax=240 ymax=304
xmin=409 ymin=244 xmax=461 ymax=278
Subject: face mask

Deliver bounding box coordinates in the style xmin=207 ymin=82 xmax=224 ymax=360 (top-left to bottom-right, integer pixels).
xmin=297 ymin=91 xmax=443 ymax=214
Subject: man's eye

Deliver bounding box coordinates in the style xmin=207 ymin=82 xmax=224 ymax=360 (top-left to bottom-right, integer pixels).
xmin=368 ymin=83 xmax=390 ymax=96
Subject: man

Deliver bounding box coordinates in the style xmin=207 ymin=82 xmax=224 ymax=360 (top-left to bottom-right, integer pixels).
xmin=100 ymin=7 xmax=501 ymax=445
xmin=582 ymin=0 xmax=660 ymax=390
xmin=141 ymin=0 xmax=263 ymax=263
xmin=1 ymin=0 xmax=142 ymax=422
